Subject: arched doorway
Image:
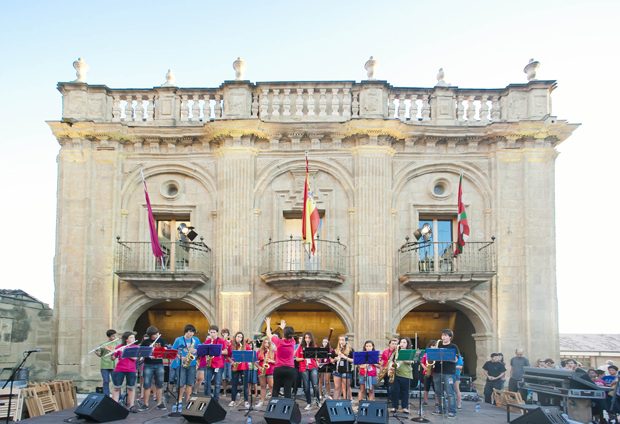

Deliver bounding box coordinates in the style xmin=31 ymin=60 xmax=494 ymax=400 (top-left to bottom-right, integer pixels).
xmin=397 ymin=303 xmax=477 ymax=376
xmin=134 ymin=301 xmax=210 ymax=345
xmin=260 ymin=302 xmax=346 ymax=343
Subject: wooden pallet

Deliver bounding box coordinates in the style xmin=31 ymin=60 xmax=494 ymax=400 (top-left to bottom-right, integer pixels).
xmin=0 ymin=387 xmax=23 ymax=422
xmin=493 ymin=388 xmax=525 ymax=412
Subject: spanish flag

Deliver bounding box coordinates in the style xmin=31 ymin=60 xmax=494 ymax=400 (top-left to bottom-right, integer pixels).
xmin=302 ymin=153 xmax=320 ymax=254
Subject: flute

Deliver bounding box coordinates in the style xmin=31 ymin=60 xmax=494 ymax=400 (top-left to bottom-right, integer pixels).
xmin=89 ymin=339 xmax=118 ymax=354
xmin=104 ymin=340 xmax=139 ymax=357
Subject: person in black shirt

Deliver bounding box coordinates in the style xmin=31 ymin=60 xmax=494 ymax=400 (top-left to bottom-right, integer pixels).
xmin=482 ymin=353 xmax=506 ymax=404
xmin=432 ymin=329 xmax=460 ymax=418
xmin=138 ymin=326 xmax=167 ymax=411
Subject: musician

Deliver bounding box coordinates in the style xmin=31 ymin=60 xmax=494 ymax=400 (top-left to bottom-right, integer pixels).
xmin=138 ymin=326 xmax=167 ymax=411
xmin=390 ymin=337 xmax=413 ymax=414
xmin=257 ymin=337 xmax=275 ymax=407
xmin=358 ymin=340 xmax=379 ymax=402
xmin=432 ymin=329 xmax=460 ymax=418
xmin=94 ymin=329 xmax=120 ymax=397
xmin=228 ymin=331 xmax=251 ymax=408
xmin=318 ymin=337 xmax=333 ymax=400
xmin=220 ymin=328 xmax=232 ymax=396
xmin=421 ymin=340 xmax=437 ymax=407
xmin=171 ymin=325 xmax=200 ymax=413
xmin=296 ymin=331 xmax=320 ymax=410
xmin=198 ymin=325 xmax=227 ymax=403
xmin=482 ymin=353 xmax=506 ymax=404
xmin=330 ymin=335 xmax=355 ymax=401
xmin=111 ymin=331 xmax=139 ymax=413
xmin=380 ymin=338 xmax=398 ymax=400
xmin=265 ymin=317 xmax=296 ymax=398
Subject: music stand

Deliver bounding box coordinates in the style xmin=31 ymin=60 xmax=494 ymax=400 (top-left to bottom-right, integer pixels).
xmin=196 ymin=344 xmax=222 ymax=399
xmin=120 ymin=347 xmax=152 ymax=408
xmin=426 ymin=348 xmax=455 ymax=418
xmin=402 ymin=349 xmax=428 ymax=423
xmin=152 ymin=348 xmax=178 ymax=409
xmin=353 ymin=350 xmax=381 ymax=403
xmin=304 ymin=348 xmax=329 ymax=405
xmin=232 ymin=351 xmax=257 ymax=416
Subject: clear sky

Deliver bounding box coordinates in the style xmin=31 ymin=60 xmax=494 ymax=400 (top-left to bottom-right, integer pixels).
xmin=0 ymin=0 xmax=617 ymax=333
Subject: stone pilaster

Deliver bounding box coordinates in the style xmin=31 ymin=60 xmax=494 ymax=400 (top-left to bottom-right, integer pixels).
xmin=472 ymin=332 xmax=493 ymax=390
xmin=215 ymin=145 xmax=256 ymax=333
xmin=352 ymin=144 xmax=394 ymax=347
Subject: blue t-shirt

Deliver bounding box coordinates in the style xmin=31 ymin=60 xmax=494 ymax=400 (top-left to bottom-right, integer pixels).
xmin=602 ymin=375 xmax=617 ymax=386
xmin=172 ymin=336 xmax=201 ymax=367
xmin=456 ymin=356 xmax=464 ymax=377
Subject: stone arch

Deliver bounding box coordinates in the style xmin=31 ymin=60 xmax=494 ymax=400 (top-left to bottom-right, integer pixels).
xmin=392 ymin=292 xmax=492 ymax=337
xmin=120 ymin=162 xmax=217 ymax=211
xmin=116 ymin=292 xmax=216 ymax=332
xmin=253 ymin=158 xmax=355 ymax=210
xmin=253 ymin=295 xmax=354 ymax=336
xmin=391 ymin=162 xmax=492 ymax=211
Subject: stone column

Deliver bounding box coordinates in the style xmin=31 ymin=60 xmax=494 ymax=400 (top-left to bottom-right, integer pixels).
xmin=472 ymin=332 xmax=493 ymax=391
xmin=54 ymin=138 xmax=119 ymax=382
xmin=215 ymin=144 xmax=256 ymax=336
xmin=352 ymin=141 xmax=394 ymax=347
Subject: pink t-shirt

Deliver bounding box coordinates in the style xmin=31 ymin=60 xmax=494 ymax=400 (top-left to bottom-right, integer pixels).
xmin=113 ymin=344 xmax=137 ymax=373
xmin=272 ymin=336 xmax=295 ymax=368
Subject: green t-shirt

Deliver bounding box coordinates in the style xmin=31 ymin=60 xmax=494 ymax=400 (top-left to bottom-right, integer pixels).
xmin=98 ymin=340 xmax=121 ymax=370
xmin=395 ymin=361 xmax=412 ymax=379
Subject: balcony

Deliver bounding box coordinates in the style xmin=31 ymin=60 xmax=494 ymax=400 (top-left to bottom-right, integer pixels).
xmin=398 ymin=240 xmax=496 ymax=303
xmin=115 ymin=239 xmax=212 ymax=299
xmin=259 ymin=237 xmax=347 ymax=301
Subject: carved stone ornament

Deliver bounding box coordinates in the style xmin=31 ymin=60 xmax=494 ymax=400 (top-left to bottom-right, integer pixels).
xmin=72 ymin=58 xmax=89 ymax=83
xmin=162 ymin=69 xmax=176 ymax=87
xmin=399 ymin=273 xmax=495 ymax=303
xmin=435 ymin=67 xmax=449 ymax=87
xmin=524 ymin=58 xmax=540 ymax=81
xmin=117 ymin=272 xmax=208 ymax=299
xmin=261 ymin=270 xmax=345 ymax=302
xmin=233 ymin=57 xmax=247 ymax=80
xmin=132 ymin=280 xmax=203 ymax=300
xmin=364 ymin=56 xmax=378 ymax=80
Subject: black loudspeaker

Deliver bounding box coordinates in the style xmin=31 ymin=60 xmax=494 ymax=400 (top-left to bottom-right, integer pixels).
xmin=181 ymin=395 xmax=227 ymax=423
xmin=510 ymin=406 xmax=568 ymax=424
xmin=264 ymin=397 xmax=302 ymax=424
xmin=315 ymin=400 xmax=355 ymax=424
xmin=74 ymin=392 xmax=129 ymax=423
xmin=356 ymin=400 xmax=389 ymax=424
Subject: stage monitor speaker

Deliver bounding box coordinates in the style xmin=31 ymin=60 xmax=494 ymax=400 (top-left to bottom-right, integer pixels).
xmin=510 ymin=406 xmax=568 ymax=424
xmin=315 ymin=400 xmax=355 ymax=424
xmin=264 ymin=397 xmax=302 ymax=424
xmin=181 ymin=395 xmax=227 ymax=423
xmin=74 ymin=392 xmax=129 ymax=423
xmin=356 ymin=400 xmax=389 ymax=424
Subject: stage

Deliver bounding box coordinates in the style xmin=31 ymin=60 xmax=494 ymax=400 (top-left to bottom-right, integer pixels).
xmin=19 ymin=393 xmax=515 ymax=423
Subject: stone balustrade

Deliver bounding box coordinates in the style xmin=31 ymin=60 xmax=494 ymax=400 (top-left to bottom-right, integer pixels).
xmin=58 ymin=79 xmax=556 ymax=126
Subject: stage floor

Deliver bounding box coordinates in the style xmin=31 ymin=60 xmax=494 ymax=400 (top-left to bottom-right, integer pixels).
xmin=20 ymin=392 xmax=514 ymax=423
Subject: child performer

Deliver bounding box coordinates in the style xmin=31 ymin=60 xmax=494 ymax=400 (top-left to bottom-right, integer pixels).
xmin=229 ymin=332 xmax=252 ymax=408
xmin=296 ymin=331 xmax=320 ymax=410
xmin=358 ymin=340 xmax=379 ymax=401
xmin=390 ymin=337 xmax=413 ymax=414
xmin=111 ymin=331 xmax=138 ymax=413
xmin=318 ymin=337 xmax=333 ymax=400
xmin=330 ymin=335 xmax=355 ymax=401
xmin=257 ymin=337 xmax=275 ymax=407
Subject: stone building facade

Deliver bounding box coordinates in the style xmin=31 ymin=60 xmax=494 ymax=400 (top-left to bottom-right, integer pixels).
xmin=47 ymin=57 xmax=578 ymax=389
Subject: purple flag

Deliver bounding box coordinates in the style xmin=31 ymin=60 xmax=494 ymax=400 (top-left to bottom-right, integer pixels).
xmin=141 ymin=171 xmax=164 ymax=260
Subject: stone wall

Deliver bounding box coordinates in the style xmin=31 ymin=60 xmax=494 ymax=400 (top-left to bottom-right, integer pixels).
xmin=0 ymin=291 xmax=54 ymax=382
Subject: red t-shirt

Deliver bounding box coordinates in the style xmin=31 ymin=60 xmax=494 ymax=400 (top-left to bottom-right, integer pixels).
xmin=272 ymin=336 xmax=295 ymax=368
xmin=380 ymin=348 xmax=395 ymax=368
xmin=258 ymin=349 xmax=274 ymax=376
xmin=295 ymin=346 xmax=317 ymax=372
xmin=421 ymin=353 xmax=433 ymax=376
xmin=198 ymin=337 xmax=226 ymax=369
xmin=230 ymin=343 xmax=252 ymax=371
xmin=223 ymin=340 xmax=232 ymax=363
xmin=359 ymin=364 xmax=378 ymax=377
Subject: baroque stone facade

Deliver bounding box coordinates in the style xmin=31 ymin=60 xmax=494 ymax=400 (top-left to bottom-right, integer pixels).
xmin=48 ymin=58 xmax=578 ymax=389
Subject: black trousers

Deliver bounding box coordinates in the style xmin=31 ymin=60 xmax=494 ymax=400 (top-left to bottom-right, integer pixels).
xmin=273 ymin=366 xmax=296 ymax=399
xmin=484 ymin=379 xmax=503 ymax=404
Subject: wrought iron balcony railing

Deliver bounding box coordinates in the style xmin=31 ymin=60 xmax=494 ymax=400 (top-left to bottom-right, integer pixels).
xmin=259 ymin=236 xmax=347 ymax=276
xmin=398 ymin=240 xmax=496 ymax=277
xmin=115 ymin=238 xmax=212 ymax=277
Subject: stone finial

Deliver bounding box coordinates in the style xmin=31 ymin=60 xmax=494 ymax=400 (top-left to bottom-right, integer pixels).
xmin=233 ymin=57 xmax=247 ymax=80
xmin=524 ymin=58 xmax=540 ymax=81
xmin=364 ymin=56 xmax=378 ymax=80
xmin=435 ymin=67 xmax=449 ymax=87
xmin=72 ymin=58 xmax=89 ymax=83
xmin=162 ymin=69 xmax=176 ymax=86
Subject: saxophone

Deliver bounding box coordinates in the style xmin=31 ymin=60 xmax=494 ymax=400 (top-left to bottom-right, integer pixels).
xmin=389 ymin=346 xmax=400 ymax=383
xmin=206 ymin=355 xmax=213 ymax=367
xmin=425 ymin=339 xmax=442 ymax=374
xmin=378 ymin=346 xmax=398 ymax=381
xmin=259 ymin=346 xmax=271 ymax=377
xmin=183 ymin=340 xmax=195 ymax=368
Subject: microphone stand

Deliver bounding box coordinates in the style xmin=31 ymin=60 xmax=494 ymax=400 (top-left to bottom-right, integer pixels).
xmin=3 ymin=351 xmax=34 ymax=424
xmin=410 ymin=360 xmax=429 ymax=423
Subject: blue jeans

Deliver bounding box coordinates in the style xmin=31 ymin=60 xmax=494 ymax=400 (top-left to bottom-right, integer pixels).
xmin=142 ymin=363 xmax=164 ymax=389
xmin=205 ymin=367 xmax=223 ymax=400
xmin=179 ymin=366 xmax=196 ymax=387
xmin=222 ymin=363 xmax=232 ymax=381
xmin=231 ymin=370 xmax=247 ymax=402
xmin=112 ymin=371 xmax=137 ymax=389
xmin=301 ymin=368 xmax=320 ymax=405
xmin=101 ymin=369 xmax=113 ymax=396
xmin=391 ymin=376 xmax=409 ymax=410
xmin=433 ymin=373 xmax=457 ymax=414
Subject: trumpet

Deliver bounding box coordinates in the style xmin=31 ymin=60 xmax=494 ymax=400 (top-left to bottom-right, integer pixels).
xmin=104 ymin=340 xmax=139 ymax=357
